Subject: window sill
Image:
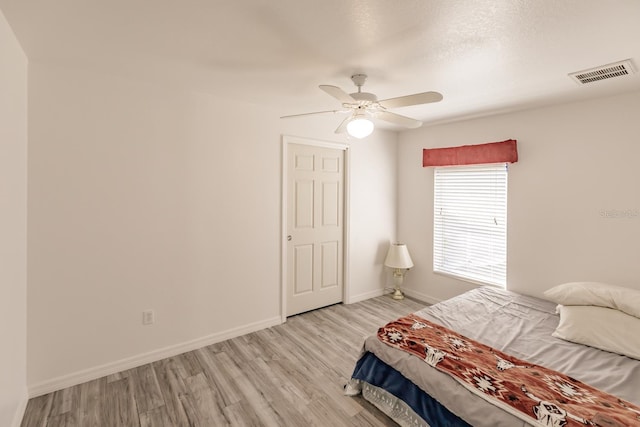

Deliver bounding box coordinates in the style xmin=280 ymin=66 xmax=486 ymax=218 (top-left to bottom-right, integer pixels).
xmin=433 ymin=270 xmax=505 ymax=289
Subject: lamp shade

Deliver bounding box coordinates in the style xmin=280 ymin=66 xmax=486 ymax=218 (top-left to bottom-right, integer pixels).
xmin=347 ymin=116 xmax=374 ymax=139
xmin=384 ymin=243 xmax=414 ymax=269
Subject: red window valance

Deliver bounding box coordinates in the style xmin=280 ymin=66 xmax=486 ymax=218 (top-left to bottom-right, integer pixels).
xmin=422 ymin=139 xmax=518 ymax=167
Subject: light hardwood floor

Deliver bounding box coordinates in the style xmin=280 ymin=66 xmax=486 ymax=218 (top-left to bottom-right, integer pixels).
xmin=21 ymin=295 xmax=425 ymax=427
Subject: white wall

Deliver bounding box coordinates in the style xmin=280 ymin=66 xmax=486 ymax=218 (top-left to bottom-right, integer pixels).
xmin=398 ymin=91 xmax=640 ymax=303
xmin=27 ymin=62 xmax=397 ymax=392
xmin=347 ymin=132 xmax=398 ymax=301
xmin=0 ymin=8 xmax=28 ymax=426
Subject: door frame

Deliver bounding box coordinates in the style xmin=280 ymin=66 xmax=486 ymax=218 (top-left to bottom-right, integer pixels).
xmin=281 ymin=135 xmax=350 ymax=323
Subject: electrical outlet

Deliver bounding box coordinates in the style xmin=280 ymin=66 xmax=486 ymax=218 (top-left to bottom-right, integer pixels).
xmin=142 ymin=309 xmax=155 ymax=325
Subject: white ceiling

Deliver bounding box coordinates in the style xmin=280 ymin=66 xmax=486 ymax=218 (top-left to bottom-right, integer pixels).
xmin=2 ymin=0 xmax=640 ymax=129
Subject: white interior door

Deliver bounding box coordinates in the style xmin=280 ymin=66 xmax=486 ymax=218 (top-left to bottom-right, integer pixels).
xmin=286 ymin=143 xmax=344 ymax=316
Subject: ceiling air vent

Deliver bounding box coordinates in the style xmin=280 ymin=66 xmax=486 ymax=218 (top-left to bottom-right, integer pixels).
xmin=569 ymin=59 xmax=636 ymax=85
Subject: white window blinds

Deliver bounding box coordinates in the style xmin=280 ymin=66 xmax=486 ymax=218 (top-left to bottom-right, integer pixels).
xmin=433 ymin=163 xmax=507 ymax=287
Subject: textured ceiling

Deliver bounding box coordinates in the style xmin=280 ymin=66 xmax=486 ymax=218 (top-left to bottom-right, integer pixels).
xmin=2 ymin=0 xmax=640 ymax=128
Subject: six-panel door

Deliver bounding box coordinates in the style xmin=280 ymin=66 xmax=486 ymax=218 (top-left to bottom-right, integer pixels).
xmin=286 ymin=143 xmax=344 ymax=316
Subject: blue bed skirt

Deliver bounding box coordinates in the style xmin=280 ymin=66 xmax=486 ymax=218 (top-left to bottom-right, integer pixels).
xmin=350 ymin=351 xmax=471 ymax=427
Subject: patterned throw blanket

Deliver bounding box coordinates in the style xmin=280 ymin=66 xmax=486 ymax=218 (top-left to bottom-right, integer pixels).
xmin=377 ymin=314 xmax=640 ymax=427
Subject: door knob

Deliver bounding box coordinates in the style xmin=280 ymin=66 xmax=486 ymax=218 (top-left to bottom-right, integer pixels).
xmin=287 ymin=235 xmax=292 ymax=241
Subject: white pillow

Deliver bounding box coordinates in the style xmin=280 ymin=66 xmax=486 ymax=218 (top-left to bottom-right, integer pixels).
xmin=544 ymin=281 xmax=640 ymax=319
xmin=553 ymin=305 xmax=640 ymax=360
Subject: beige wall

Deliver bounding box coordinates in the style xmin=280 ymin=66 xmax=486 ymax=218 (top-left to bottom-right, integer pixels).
xmin=26 ymin=62 xmax=398 ymax=391
xmin=0 ymin=8 xmax=28 ymax=426
xmin=398 ymin=91 xmax=640 ymax=303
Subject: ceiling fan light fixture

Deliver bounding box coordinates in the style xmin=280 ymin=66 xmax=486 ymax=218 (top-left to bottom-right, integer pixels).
xmin=347 ymin=116 xmax=374 ymax=139
xmin=281 ymin=74 xmax=441 ymax=136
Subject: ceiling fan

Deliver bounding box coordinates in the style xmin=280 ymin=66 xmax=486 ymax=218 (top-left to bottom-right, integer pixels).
xmin=281 ymin=74 xmax=443 ymax=138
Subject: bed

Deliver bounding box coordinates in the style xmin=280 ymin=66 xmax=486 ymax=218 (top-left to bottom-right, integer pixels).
xmin=346 ymin=286 xmax=640 ymax=426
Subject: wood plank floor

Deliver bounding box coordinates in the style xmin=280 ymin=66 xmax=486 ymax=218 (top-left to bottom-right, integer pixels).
xmin=21 ymin=295 xmax=425 ymax=427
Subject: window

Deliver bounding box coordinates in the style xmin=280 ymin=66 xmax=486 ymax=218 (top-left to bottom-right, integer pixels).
xmin=433 ymin=163 xmax=507 ymax=287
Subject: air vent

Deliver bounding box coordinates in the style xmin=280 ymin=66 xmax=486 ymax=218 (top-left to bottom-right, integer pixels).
xmin=569 ymin=59 xmax=636 ymax=85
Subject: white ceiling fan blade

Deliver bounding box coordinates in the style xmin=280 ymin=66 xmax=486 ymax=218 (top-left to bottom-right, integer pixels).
xmin=378 ymin=91 xmax=443 ymax=109
xmin=280 ymin=110 xmax=344 ymax=119
xmin=334 ymin=116 xmax=351 ymax=134
xmin=376 ymin=111 xmax=423 ymax=129
xmin=320 ymin=85 xmax=356 ymax=103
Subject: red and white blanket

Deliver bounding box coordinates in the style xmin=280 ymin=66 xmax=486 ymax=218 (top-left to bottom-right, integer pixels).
xmin=377 ymin=314 xmax=640 ymax=427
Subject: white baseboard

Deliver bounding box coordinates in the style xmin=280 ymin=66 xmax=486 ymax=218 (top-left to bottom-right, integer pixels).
xmin=11 ymin=389 xmax=28 ymax=427
xmin=347 ymin=287 xmax=442 ymax=306
xmin=346 ymin=287 xmax=386 ymax=304
xmin=28 ymin=315 xmax=282 ymax=398
xmin=403 ymin=288 xmax=442 ymax=305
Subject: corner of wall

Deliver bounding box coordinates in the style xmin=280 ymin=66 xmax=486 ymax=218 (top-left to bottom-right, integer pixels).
xmin=10 ymin=390 xmax=28 ymax=427
xmin=0 ymin=6 xmax=28 ymax=427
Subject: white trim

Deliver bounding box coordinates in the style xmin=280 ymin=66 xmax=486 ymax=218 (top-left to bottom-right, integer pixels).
xmin=403 ymin=288 xmax=442 ymax=305
xmin=28 ymin=315 xmax=282 ymax=398
xmin=347 ymin=287 xmax=386 ymax=304
xmin=11 ymin=390 xmax=28 ymax=427
xmin=342 ymin=148 xmax=352 ymax=304
xmin=281 ymin=138 xmax=287 ymax=323
xmin=281 ymin=135 xmax=350 ymax=321
xmin=347 ymin=287 xmax=442 ymax=305
xmin=282 ymin=134 xmax=349 ymax=151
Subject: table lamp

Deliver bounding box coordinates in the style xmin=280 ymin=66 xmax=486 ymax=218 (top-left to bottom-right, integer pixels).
xmin=384 ymin=243 xmax=414 ymax=300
